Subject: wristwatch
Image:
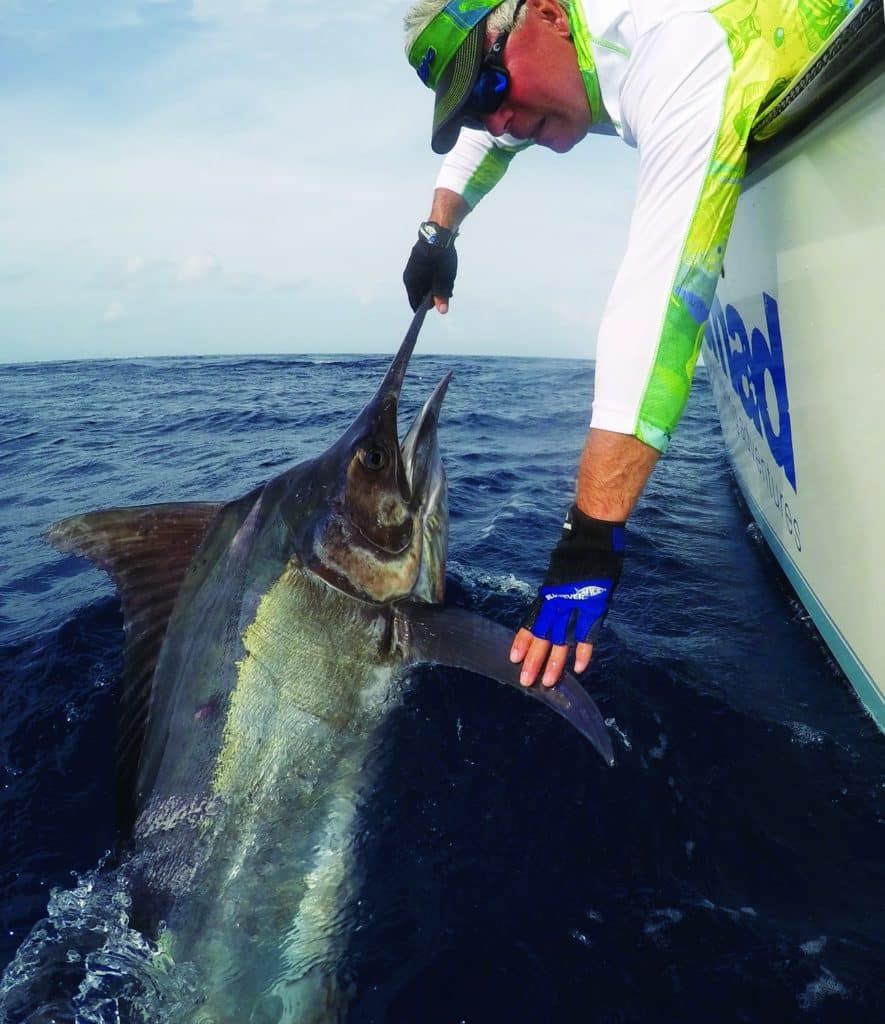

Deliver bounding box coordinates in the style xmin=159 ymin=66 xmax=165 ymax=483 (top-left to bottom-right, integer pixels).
xmin=418 ymin=221 xmax=457 ymax=249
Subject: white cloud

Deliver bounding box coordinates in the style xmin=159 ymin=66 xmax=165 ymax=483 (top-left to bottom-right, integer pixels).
xmin=103 ymin=300 xmax=125 ymax=323
xmin=0 ymin=0 xmax=638 ymax=363
xmin=177 ymin=253 xmax=220 ymax=284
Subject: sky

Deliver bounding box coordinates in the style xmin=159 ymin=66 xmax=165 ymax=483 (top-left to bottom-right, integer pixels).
xmin=0 ymin=0 xmax=638 ymax=364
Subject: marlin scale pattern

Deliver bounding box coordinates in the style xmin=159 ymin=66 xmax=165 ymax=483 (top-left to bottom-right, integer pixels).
xmin=40 ymin=300 xmax=613 ymax=1023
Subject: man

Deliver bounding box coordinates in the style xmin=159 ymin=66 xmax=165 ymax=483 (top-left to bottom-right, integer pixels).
xmin=402 ymin=0 xmax=851 ymax=689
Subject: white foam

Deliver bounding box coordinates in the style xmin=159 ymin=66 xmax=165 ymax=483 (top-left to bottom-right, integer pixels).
xmin=604 ymin=718 xmax=632 ymax=751
xmin=450 ymin=561 xmax=534 ymax=598
xmin=787 ymin=721 xmax=825 ymax=746
xmin=643 ymin=908 xmax=683 ymax=936
xmin=800 ymin=936 xmax=827 ymax=956
xmin=798 ymin=967 xmax=848 ymax=1010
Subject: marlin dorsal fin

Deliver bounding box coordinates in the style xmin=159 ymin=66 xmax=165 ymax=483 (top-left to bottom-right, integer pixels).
xmin=46 ymin=502 xmax=222 ymax=824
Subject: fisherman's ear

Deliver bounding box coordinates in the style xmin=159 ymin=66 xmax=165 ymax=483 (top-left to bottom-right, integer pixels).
xmin=529 ymin=0 xmax=572 ymax=37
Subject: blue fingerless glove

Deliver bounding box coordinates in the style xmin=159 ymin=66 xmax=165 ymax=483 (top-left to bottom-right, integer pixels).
xmin=523 ymin=505 xmax=626 ymax=646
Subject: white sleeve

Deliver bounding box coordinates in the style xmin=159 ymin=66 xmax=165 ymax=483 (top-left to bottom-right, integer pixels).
xmin=435 ymin=128 xmax=528 ymax=210
xmin=590 ymin=13 xmax=743 ymax=452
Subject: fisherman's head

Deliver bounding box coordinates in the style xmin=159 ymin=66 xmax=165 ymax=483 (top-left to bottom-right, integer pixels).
xmin=405 ymin=0 xmax=591 ymax=154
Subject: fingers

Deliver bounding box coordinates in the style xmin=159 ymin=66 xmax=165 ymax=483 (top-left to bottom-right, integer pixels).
xmin=539 ymin=643 xmax=570 ymax=687
xmin=434 ymin=295 xmax=449 ymax=314
xmin=573 ymin=640 xmax=594 ymax=675
xmin=509 ymin=629 xmax=595 ymax=688
xmin=516 ymin=632 xmax=551 ymax=686
xmin=509 ymin=627 xmax=534 ymax=671
xmin=509 ymin=628 xmax=567 ymax=688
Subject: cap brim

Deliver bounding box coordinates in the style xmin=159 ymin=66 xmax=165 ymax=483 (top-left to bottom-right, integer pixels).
xmin=431 ymin=17 xmax=487 ymax=154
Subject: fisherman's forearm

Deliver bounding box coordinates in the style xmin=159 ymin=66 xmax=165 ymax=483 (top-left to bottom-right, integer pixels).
xmin=575 ymin=428 xmax=659 ymax=523
xmin=428 ymin=188 xmax=470 ymax=231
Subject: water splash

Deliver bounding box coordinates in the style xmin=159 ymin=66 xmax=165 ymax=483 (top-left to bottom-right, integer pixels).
xmin=0 ymin=871 xmax=201 ymax=1024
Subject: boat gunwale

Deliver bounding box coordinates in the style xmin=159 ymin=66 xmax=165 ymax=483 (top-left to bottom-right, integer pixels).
xmin=746 ymin=0 xmax=885 ymax=179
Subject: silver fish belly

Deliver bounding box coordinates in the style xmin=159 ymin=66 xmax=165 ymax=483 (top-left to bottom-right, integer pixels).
xmin=131 ymin=568 xmax=400 ymax=1023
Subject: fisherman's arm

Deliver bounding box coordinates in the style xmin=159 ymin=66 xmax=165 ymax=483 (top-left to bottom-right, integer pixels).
xmin=512 ymin=13 xmax=746 ymax=686
xmin=404 ymin=128 xmax=526 ymax=313
xmin=510 ymin=432 xmax=657 ymax=686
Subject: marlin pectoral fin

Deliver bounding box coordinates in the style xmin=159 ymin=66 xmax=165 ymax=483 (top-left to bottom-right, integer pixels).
xmin=399 ymin=604 xmax=615 ymax=766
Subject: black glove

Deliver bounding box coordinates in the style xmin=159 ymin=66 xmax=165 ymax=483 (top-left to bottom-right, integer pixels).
xmin=403 ymin=221 xmax=458 ymax=312
xmin=522 ymin=505 xmax=626 ymax=647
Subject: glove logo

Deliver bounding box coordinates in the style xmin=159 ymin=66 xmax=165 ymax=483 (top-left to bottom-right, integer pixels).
xmin=542 ymin=584 xmax=606 ymax=601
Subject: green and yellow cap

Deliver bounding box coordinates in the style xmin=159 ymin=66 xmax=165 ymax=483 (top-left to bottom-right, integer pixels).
xmin=407 ymin=0 xmax=506 ymax=154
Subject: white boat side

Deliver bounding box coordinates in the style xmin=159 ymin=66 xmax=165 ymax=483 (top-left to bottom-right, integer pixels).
xmin=703 ymin=0 xmax=885 ymax=729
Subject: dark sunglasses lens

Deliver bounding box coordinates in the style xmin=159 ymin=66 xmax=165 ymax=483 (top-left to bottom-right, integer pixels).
xmin=467 ymin=68 xmax=509 ymax=115
xmin=461 ymin=115 xmax=485 ymax=131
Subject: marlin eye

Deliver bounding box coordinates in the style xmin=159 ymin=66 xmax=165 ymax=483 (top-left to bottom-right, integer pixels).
xmin=360 ymin=446 xmax=388 ymax=472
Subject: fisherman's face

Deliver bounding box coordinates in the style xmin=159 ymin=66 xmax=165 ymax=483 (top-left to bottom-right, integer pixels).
xmin=479 ymin=0 xmax=591 ymax=152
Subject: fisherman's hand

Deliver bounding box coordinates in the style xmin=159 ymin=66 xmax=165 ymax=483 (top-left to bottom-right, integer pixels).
xmin=510 ymin=506 xmax=625 ymax=688
xmin=403 ymin=221 xmax=458 ymax=314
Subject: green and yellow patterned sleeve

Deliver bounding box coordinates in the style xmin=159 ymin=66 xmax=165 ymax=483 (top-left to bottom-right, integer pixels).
xmin=435 ymin=126 xmax=529 ymax=210
xmin=590 ymin=0 xmax=854 ymax=452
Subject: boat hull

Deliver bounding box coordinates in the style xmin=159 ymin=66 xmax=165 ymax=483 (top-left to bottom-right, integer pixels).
xmin=704 ymin=62 xmax=885 ymax=729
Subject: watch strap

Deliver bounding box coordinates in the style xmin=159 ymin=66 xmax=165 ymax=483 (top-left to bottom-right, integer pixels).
xmin=418 ymin=220 xmax=457 ymax=249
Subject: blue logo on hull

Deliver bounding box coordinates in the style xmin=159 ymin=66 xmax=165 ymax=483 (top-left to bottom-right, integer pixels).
xmin=704 ymin=292 xmax=797 ymax=492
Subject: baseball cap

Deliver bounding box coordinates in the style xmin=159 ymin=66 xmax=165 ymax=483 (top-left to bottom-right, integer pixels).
xmin=407 ymin=1 xmax=506 ymax=154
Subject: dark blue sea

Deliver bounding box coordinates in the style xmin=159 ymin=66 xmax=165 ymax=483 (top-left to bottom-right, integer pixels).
xmin=0 ymin=350 xmax=883 ymax=1023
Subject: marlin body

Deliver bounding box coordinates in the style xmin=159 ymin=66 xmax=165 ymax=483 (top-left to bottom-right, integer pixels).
xmin=46 ymin=302 xmax=613 ymax=1023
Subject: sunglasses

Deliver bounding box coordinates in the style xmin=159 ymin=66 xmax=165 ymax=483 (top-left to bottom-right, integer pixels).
xmin=461 ymin=1 xmax=525 ymax=128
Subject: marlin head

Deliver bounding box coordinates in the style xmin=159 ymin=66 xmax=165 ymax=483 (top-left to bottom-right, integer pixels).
xmin=283 ymin=298 xmax=450 ymax=605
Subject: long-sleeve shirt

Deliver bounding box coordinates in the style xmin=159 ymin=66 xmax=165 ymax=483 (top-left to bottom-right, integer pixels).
xmin=435 ymin=0 xmax=853 ymax=452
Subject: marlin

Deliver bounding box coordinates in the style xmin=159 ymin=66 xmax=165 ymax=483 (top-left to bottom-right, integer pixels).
xmin=45 ymin=301 xmax=613 ymax=1023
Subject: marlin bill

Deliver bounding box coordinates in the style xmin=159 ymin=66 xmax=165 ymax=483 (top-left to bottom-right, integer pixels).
xmin=22 ymin=300 xmax=613 ymax=1023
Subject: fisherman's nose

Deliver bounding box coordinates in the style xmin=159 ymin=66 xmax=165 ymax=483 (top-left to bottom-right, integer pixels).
xmin=482 ymin=107 xmax=510 ymax=137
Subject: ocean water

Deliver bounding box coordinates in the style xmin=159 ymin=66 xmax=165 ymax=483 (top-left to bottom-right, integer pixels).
xmin=0 ymin=351 xmax=883 ymax=1023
